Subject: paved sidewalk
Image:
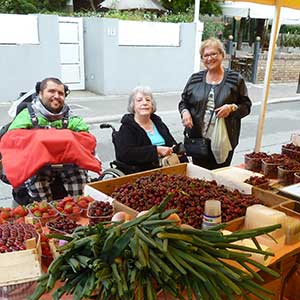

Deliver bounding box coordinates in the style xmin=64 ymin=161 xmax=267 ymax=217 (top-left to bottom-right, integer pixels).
xmin=0 ymin=81 xmax=299 ymax=125
xmin=67 ymin=81 xmax=300 ymax=124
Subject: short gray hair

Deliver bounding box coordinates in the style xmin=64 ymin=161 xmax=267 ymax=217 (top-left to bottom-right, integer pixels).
xmin=127 ymin=86 xmax=157 ymax=113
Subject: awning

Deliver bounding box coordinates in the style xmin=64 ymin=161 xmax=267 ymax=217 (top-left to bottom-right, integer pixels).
xmin=222 ymin=2 xmax=300 ymax=23
xmin=229 ymin=0 xmax=300 ymax=152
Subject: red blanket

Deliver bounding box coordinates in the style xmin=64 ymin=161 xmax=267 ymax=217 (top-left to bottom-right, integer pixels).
xmin=0 ymin=129 xmax=101 ymax=188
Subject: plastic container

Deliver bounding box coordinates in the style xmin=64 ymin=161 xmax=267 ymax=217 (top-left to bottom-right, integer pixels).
xmin=46 ymin=216 xmax=79 ymax=235
xmin=50 ymin=201 xmax=82 ymax=222
xmin=278 ymin=166 xmax=300 ymax=186
xmin=245 ymin=204 xmax=286 ymax=250
xmin=202 ymin=200 xmax=222 ymax=230
xmin=27 ymin=201 xmax=58 ymax=226
xmin=244 ymin=155 xmax=262 ymax=172
xmin=261 ymin=160 xmax=280 ymax=179
xmin=295 ymin=172 xmax=300 ymax=184
xmin=87 ymin=201 xmax=114 ymax=226
xmin=284 ymin=216 xmax=300 ymax=245
xmin=282 ymin=145 xmax=300 ymax=162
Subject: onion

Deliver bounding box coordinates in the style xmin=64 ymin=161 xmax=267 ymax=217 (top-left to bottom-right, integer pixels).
xmin=136 ymin=210 xmax=149 ymax=218
xmin=166 ymin=213 xmax=181 ymax=226
xmin=111 ymin=212 xmax=126 ymax=222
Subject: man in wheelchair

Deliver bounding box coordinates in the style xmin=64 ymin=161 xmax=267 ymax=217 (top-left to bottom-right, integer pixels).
xmin=0 ymin=77 xmax=101 ymax=204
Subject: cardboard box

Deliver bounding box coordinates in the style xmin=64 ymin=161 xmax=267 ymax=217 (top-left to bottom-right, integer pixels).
xmin=0 ymin=235 xmax=42 ymax=287
xmin=84 ymin=163 xmax=289 ymax=224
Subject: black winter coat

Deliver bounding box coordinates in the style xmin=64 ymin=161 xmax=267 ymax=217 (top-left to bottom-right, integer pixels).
xmin=114 ymin=113 xmax=177 ymax=171
xmin=178 ymin=69 xmax=251 ymax=149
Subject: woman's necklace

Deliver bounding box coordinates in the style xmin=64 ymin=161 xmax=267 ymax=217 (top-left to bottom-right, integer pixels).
xmin=206 ymin=69 xmax=224 ymax=85
xmin=141 ymin=121 xmax=154 ymax=134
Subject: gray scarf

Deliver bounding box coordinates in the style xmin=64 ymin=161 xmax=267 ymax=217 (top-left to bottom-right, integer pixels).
xmin=32 ymin=96 xmax=72 ymax=121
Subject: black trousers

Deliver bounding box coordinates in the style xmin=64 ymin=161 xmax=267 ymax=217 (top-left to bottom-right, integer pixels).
xmin=192 ymin=146 xmax=234 ymax=170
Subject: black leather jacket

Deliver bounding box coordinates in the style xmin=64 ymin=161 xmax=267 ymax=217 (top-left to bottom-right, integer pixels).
xmin=178 ymin=69 xmax=251 ymax=149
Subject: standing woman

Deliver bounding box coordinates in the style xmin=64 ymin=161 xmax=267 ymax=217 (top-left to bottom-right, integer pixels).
xmin=115 ymin=86 xmax=185 ymax=173
xmin=179 ymin=37 xmax=251 ymax=170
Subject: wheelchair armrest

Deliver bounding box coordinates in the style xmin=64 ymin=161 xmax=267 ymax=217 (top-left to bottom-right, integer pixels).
xmin=110 ymin=160 xmax=141 ymax=174
xmin=43 ymin=163 xmax=78 ymax=171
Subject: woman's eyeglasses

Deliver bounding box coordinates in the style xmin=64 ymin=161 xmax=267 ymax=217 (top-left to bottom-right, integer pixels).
xmin=202 ymin=52 xmax=219 ymax=60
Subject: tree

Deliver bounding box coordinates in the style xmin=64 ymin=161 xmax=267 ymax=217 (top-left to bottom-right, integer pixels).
xmin=0 ymin=0 xmax=67 ymax=13
xmin=160 ymin=0 xmax=222 ymax=15
xmin=37 ymin=0 xmax=68 ymax=11
xmin=0 ymin=0 xmax=38 ymax=14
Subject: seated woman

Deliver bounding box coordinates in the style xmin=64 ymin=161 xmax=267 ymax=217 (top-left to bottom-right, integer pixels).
xmin=114 ymin=86 xmax=186 ymax=173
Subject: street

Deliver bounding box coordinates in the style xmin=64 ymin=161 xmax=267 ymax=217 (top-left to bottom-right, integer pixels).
xmin=0 ymin=91 xmax=299 ymax=206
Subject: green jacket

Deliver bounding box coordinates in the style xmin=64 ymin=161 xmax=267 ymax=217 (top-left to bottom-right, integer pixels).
xmin=8 ymin=108 xmax=89 ymax=132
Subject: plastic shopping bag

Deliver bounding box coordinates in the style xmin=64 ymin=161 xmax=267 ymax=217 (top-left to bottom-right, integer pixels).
xmin=211 ymin=118 xmax=232 ymax=164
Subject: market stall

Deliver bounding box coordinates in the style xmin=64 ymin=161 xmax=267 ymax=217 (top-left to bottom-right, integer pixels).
xmin=1 ymin=162 xmax=300 ymax=299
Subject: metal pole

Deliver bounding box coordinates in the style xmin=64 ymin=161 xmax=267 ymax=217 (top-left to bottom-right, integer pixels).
xmin=227 ymin=35 xmax=233 ymax=70
xmin=251 ymin=36 xmax=261 ymax=84
xmin=193 ymin=0 xmax=202 ymax=72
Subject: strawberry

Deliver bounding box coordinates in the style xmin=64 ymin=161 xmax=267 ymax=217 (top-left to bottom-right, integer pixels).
xmin=77 ymin=200 xmax=88 ymax=209
xmin=72 ymin=206 xmax=81 ymax=215
xmin=0 ymin=210 xmax=11 ymax=220
xmin=42 ymin=212 xmax=50 ymax=219
xmin=64 ymin=203 xmax=74 ymax=214
xmin=13 ymin=205 xmax=28 ymax=217
xmin=33 ymin=211 xmax=42 ymax=218
xmin=48 ymin=208 xmax=57 ymax=216
xmin=39 ymin=201 xmax=49 ymax=213
xmin=62 ymin=196 xmax=73 ymax=204
xmin=15 ymin=217 xmax=25 ymax=224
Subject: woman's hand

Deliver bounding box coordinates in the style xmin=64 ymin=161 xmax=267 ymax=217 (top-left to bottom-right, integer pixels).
xmin=181 ymin=110 xmax=193 ymax=128
xmin=157 ymin=146 xmax=173 ymax=157
xmin=215 ymin=104 xmax=235 ymax=118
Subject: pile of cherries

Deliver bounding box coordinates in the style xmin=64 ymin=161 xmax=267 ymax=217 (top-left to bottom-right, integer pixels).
xmin=282 ymin=143 xmax=300 ymax=161
xmin=111 ymin=173 xmax=261 ymax=228
xmin=47 ymin=216 xmax=79 ymax=234
xmin=244 ymin=152 xmax=268 ymax=172
xmin=262 ymin=153 xmax=287 ymax=164
xmin=244 ymin=175 xmax=269 ymax=187
xmin=88 ymin=201 xmax=114 ymax=225
xmin=0 ymin=223 xmax=38 ymax=253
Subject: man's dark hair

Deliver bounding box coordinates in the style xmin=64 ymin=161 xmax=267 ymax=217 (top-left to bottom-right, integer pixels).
xmin=36 ymin=77 xmax=69 ymax=96
xmin=39 ymin=77 xmax=64 ymax=93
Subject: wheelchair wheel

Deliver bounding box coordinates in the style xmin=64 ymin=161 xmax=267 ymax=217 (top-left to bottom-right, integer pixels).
xmin=99 ymin=167 xmax=125 ymax=180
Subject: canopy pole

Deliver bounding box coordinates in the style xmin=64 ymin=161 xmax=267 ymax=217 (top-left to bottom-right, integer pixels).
xmin=193 ymin=0 xmax=201 ymax=72
xmin=254 ymin=5 xmax=281 ymax=152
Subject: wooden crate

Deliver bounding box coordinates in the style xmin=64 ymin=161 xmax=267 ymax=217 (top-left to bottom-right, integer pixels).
xmin=0 ymin=235 xmax=42 ymax=287
xmin=85 ymin=163 xmax=289 ymax=219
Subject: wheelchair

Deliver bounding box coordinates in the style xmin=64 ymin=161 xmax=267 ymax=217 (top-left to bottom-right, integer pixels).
xmin=0 ymin=159 xmax=88 ymax=206
xmin=98 ymin=123 xmax=138 ymax=178
xmin=0 ymin=89 xmax=100 ymax=205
